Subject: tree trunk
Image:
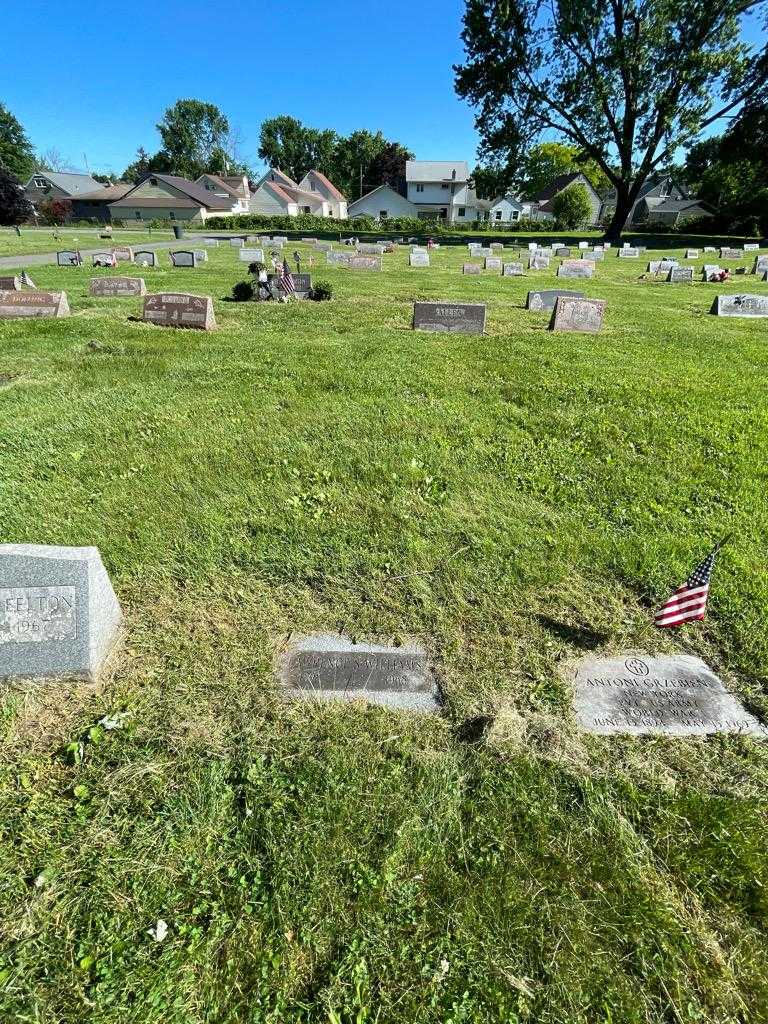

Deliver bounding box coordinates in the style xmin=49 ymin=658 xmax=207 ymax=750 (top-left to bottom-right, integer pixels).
xmin=603 ymin=189 xmax=635 ymax=242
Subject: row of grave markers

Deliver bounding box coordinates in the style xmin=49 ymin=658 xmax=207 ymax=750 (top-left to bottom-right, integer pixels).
xmin=1 ymin=543 xmax=765 ymax=738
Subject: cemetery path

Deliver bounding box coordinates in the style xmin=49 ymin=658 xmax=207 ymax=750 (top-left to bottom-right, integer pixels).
xmin=0 ymin=239 xmax=206 ymax=270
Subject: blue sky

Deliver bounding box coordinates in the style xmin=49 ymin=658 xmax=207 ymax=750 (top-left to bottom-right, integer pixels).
xmin=2 ymin=1 xmax=764 ymax=179
xmin=2 ymin=0 xmax=479 ymax=178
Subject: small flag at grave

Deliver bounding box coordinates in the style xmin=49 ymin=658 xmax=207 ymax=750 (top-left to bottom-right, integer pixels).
xmin=654 ymin=538 xmax=728 ymax=628
xmin=278 ymin=259 xmax=296 ymax=297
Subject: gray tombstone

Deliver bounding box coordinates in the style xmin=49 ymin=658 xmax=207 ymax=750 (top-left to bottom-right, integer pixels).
xmin=326 ymin=252 xmax=352 ymax=267
xmin=557 ymin=260 xmax=594 ymax=279
xmin=685 ymin=249 xmax=699 ymax=259
xmin=290 ymin=273 xmax=312 ymax=297
xmin=485 ymin=257 xmax=502 ymax=272
xmin=0 ymin=290 xmax=70 ymax=319
xmin=349 ymin=256 xmax=382 ymax=271
xmin=753 ymin=255 xmax=768 ymax=274
xmin=568 ymin=653 xmax=768 ymax=737
xmin=617 ymin=247 xmax=639 ymax=258
xmin=239 ymin=248 xmax=264 ymax=263
xmin=549 ymin=296 xmax=606 ymax=332
xmin=503 ymin=262 xmax=524 ymax=276
xmin=744 ymin=243 xmax=760 ymax=251
xmin=92 ymin=252 xmax=116 ymax=268
xmin=280 ymin=635 xmax=440 ymax=713
xmin=0 ymin=544 xmax=122 ymax=683
xmin=526 ymin=289 xmax=584 ymax=312
xmin=463 ymin=263 xmax=482 ymax=275
xmin=409 ymin=252 xmax=430 ymax=267
xmin=702 ymin=265 xmax=721 ymax=281
xmin=143 ymin=293 xmax=216 ymax=329
xmin=667 ymin=266 xmax=693 ymax=283
xmin=89 ymin=277 xmax=146 ymax=297
xmin=0 ymin=276 xmax=20 ymax=291
xmin=170 ymin=250 xmax=198 ymax=268
xmin=711 ymin=294 xmax=768 ymax=317
xmin=720 ymin=247 xmax=744 ymax=260
xmin=112 ymin=247 xmax=133 ymax=262
xmin=134 ymin=250 xmax=158 ymax=267
xmin=528 ymin=255 xmax=550 ymax=270
xmin=229 ymin=237 xmax=245 ymax=247
xmin=413 ymin=301 xmax=486 ymax=334
xmin=555 ymin=247 xmax=571 ymax=257
xmin=273 ymin=236 xmax=288 ymax=244
xmin=57 ymin=251 xmax=82 ymax=267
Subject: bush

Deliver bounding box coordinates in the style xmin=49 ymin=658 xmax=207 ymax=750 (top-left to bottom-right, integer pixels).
xmin=551 ymin=184 xmax=592 ymax=229
xmin=231 ymin=281 xmax=254 ymax=302
xmin=38 ymin=197 xmax=71 ymax=226
xmin=309 ymin=281 xmax=333 ymax=301
xmin=0 ymin=168 xmax=34 ymax=226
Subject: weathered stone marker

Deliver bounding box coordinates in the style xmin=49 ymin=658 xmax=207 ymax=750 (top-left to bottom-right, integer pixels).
xmin=647 ymin=260 xmax=678 ymax=274
xmin=409 ymin=252 xmax=430 ymax=267
xmin=667 ymin=266 xmax=694 ymax=283
xmin=229 ymin=237 xmax=245 ymax=247
xmin=57 ymin=251 xmax=82 ymax=266
xmin=326 ymin=251 xmax=353 ymax=267
xmin=503 ymin=262 xmax=524 ymax=276
xmin=557 ymin=260 xmax=594 ymax=279
xmin=526 ymin=289 xmax=585 ymax=312
xmin=549 ymin=296 xmax=606 ymax=332
xmin=112 ymin=246 xmax=133 ymax=262
xmin=567 ymin=653 xmax=768 ymax=737
xmin=617 ymin=247 xmax=639 ymax=258
xmin=89 ymin=277 xmax=146 ymax=297
xmin=413 ymin=301 xmax=486 ymax=334
xmin=239 ymin=248 xmax=264 ymax=263
xmin=92 ymin=252 xmax=116 ymax=267
xmin=485 ymin=257 xmax=502 ymax=272
xmin=170 ymin=250 xmax=198 ymax=268
xmin=463 ymin=263 xmax=482 ymax=275
xmin=134 ymin=250 xmax=159 ymax=267
xmin=280 ymin=634 xmax=440 ymax=712
xmin=349 ymin=256 xmax=382 ymax=271
xmin=0 ymin=276 xmax=20 ymax=291
xmin=143 ymin=293 xmax=216 ymax=329
xmin=0 ymin=290 xmax=70 ymax=319
xmin=528 ymin=255 xmax=550 ymax=270
xmin=0 ymin=544 xmax=122 ymax=683
xmin=711 ymin=294 xmax=768 ymax=317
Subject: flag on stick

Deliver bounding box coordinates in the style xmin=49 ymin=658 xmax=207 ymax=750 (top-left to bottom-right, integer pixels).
xmin=278 ymin=259 xmax=296 ymax=297
xmin=654 ymin=538 xmax=728 ymax=628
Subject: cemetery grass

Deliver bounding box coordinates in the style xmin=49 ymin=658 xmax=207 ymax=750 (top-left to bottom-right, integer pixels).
xmin=0 ymin=229 xmax=176 ymax=259
xmin=1 ymin=243 xmax=768 ymax=1024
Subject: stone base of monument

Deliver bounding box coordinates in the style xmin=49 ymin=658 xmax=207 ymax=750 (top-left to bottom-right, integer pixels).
xmin=567 ymin=653 xmax=768 ymax=737
xmin=0 ymin=545 xmax=122 ymax=683
xmin=280 ymin=634 xmax=441 ymax=712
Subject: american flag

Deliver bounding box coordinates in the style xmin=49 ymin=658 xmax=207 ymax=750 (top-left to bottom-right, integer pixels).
xmin=654 ymin=541 xmax=724 ymax=628
xmin=278 ymin=259 xmax=296 ymax=297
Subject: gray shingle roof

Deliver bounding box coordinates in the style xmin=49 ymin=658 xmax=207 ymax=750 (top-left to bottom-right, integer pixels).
xmin=31 ymin=172 xmax=105 ymax=196
xmin=406 ymin=161 xmax=470 ymax=182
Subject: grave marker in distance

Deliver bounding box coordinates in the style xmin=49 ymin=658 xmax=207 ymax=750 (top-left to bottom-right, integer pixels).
xmin=711 ymin=294 xmax=768 ymax=317
xmin=526 ymin=289 xmax=585 ymax=312
xmin=134 ymin=250 xmax=159 ymax=267
xmin=143 ymin=293 xmax=216 ymax=330
xmin=463 ymin=263 xmax=482 ymax=275
xmin=409 ymin=252 xmax=430 ymax=267
xmin=413 ymin=301 xmax=486 ymax=334
xmin=57 ymin=251 xmax=82 ymax=266
xmin=549 ymin=296 xmax=606 ymax=332
xmin=89 ymin=277 xmax=146 ymax=297
xmin=0 ymin=290 xmax=70 ymax=319
xmin=557 ymin=260 xmax=594 ymax=279
xmin=503 ymin=262 xmax=524 ymax=276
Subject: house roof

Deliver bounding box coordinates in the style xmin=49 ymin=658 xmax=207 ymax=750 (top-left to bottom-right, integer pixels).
xmin=406 ymin=160 xmax=470 ymax=182
xmin=259 ymin=179 xmax=297 ymax=205
xmin=73 ymin=183 xmax=134 ymax=203
xmin=196 ymin=173 xmax=241 ymax=198
xmin=489 ymin=194 xmax=524 ymax=209
xmin=30 ymin=171 xmax=105 ymax=196
xmin=302 ymin=169 xmax=346 ymax=202
xmin=645 ymin=199 xmax=714 ymax=214
xmin=348 ymin=183 xmax=415 ymax=210
xmin=255 ymin=168 xmax=300 ymax=190
xmin=534 ymin=172 xmax=591 ymax=201
xmin=110 ymin=174 xmax=233 ymax=210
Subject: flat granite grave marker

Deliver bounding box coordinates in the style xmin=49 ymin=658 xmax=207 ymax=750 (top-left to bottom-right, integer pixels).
xmin=349 ymin=255 xmax=382 ymax=271
xmin=711 ymin=294 xmax=768 ymax=317
xmin=753 ymin=255 xmax=768 ymax=274
xmin=229 ymin=237 xmax=245 ymax=247
xmin=112 ymin=246 xmax=133 ymax=262
xmin=134 ymin=250 xmax=158 ymax=267
xmin=667 ymin=266 xmax=693 ymax=283
xmin=550 ymin=296 xmax=606 ymax=332
xmin=568 ymin=653 xmax=768 ymax=737
xmin=0 ymin=276 xmax=20 ymax=291
xmin=280 ymin=635 xmax=440 ymax=712
xmin=485 ymin=257 xmax=502 ymax=272
xmin=413 ymin=301 xmax=486 ymax=334
xmin=170 ymin=250 xmax=198 ymax=268
xmin=557 ymin=260 xmax=594 ymax=279
xmin=89 ymin=277 xmax=146 ymax=297
xmin=503 ymin=262 xmax=524 ymax=276
xmin=744 ymin=243 xmax=760 ymax=251
xmin=92 ymin=252 xmax=116 ymax=268
xmin=555 ymin=247 xmax=571 ymax=257
xmin=0 ymin=290 xmax=70 ymax=319
xmin=143 ymin=293 xmax=216 ymax=330
xmin=685 ymin=249 xmax=699 ymax=259
xmin=526 ymin=289 xmax=584 ymax=312
xmin=0 ymin=544 xmax=122 ymax=683
xmin=57 ymin=250 xmax=82 ymax=266
xmin=410 ymin=252 xmax=430 ymax=267
xmin=463 ymin=263 xmax=482 ymax=275
xmin=528 ymin=255 xmax=550 ymax=270
xmin=239 ymin=248 xmax=264 ymax=263
xmin=617 ymin=247 xmax=639 ymax=258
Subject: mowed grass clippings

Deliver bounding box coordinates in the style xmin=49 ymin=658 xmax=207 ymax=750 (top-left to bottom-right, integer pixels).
xmin=0 ymin=239 xmax=767 ymax=1024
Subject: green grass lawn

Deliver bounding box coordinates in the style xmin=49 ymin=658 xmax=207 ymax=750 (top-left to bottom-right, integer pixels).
xmin=1 ymin=240 xmax=767 ymax=1023
xmin=0 ymin=228 xmax=177 ymax=258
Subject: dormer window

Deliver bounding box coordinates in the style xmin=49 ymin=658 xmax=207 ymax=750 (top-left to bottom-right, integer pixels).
xmin=33 ymin=177 xmax=47 ymax=188
xmin=150 ymin=177 xmax=158 ymax=186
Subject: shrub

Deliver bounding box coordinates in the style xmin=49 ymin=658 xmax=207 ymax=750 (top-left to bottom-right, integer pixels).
xmin=38 ymin=197 xmax=71 ymax=226
xmin=231 ymin=281 xmax=254 ymax=302
xmin=309 ymin=280 xmax=333 ymax=301
xmin=0 ymin=168 xmax=33 ymax=226
xmin=247 ymin=261 xmax=266 ymax=276
xmin=551 ymin=184 xmax=592 ymax=229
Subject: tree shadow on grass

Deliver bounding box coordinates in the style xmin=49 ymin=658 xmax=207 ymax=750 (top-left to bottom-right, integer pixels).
xmin=536 ymin=615 xmax=609 ymax=651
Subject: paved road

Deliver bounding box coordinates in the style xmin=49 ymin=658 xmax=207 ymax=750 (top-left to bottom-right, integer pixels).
xmin=0 ymin=238 xmax=210 ymax=270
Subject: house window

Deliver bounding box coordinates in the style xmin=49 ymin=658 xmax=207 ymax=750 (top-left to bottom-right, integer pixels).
xmin=458 ymin=208 xmax=466 ymax=217
xmin=33 ymin=177 xmax=47 ymax=188
xmin=440 ymin=208 xmax=448 ymax=218
xmin=416 ymin=184 xmax=424 ymax=193
xmin=135 ymin=211 xmax=142 ymax=220
xmin=380 ymin=210 xmax=388 ymax=219
xmin=511 ymin=210 xmax=520 ymax=221
xmin=169 ymin=212 xmax=176 ymax=220
xmin=150 ymin=177 xmax=158 ymax=186
xmin=303 ymin=206 xmax=311 ymax=214
xmin=495 ymin=211 xmax=502 ymax=220
xmin=441 ymin=183 xmax=449 ymax=190
xmin=660 ymin=180 xmax=669 ymax=198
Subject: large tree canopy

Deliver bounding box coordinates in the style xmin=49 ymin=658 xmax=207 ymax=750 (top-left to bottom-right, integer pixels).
xmin=0 ymin=104 xmax=36 ymax=182
xmin=455 ymin=0 xmax=768 ymax=238
xmin=0 ymin=167 xmax=34 ymax=226
xmin=157 ymin=100 xmax=231 ymax=179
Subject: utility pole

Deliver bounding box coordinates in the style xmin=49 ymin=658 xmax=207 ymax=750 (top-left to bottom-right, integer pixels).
xmin=360 ymin=163 xmax=363 ymax=199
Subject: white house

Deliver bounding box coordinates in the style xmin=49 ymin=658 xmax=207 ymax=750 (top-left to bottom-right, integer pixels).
xmin=348 ymin=183 xmax=420 ymax=220
xmin=531 ymin=172 xmax=602 ymax=225
xmin=195 ymin=173 xmax=251 ymax=215
xmin=488 ymin=195 xmax=528 ymax=224
xmin=249 ymin=168 xmax=347 ymax=218
xmin=405 ymin=161 xmax=486 ymax=223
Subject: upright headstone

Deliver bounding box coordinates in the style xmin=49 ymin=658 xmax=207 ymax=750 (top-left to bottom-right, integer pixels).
xmin=143 ymin=293 xmax=216 ymax=329
xmin=326 ymin=252 xmax=352 ymax=267
xmin=273 ymin=236 xmax=288 ymax=244
xmin=229 ymin=237 xmax=245 ymax=247
xmin=685 ymin=249 xmax=699 ymax=259
xmin=0 ymin=276 xmax=20 ymax=291
xmin=720 ymin=247 xmax=744 ymax=260
xmin=485 ymin=257 xmax=502 ymax=272
xmin=557 ymin=260 xmax=594 ymax=279
xmin=280 ymin=635 xmax=440 ymax=712
xmin=203 ymin=238 xmax=219 ymax=246
xmin=239 ymin=248 xmax=264 ymax=263
xmin=711 ymin=294 xmax=768 ymax=317
xmin=112 ymin=246 xmax=133 ymax=262
xmin=667 ymin=266 xmax=693 ymax=283
xmin=526 ymin=289 xmax=585 ymax=312
xmin=554 ymin=247 xmax=571 ymax=257
xmin=349 ymin=256 xmax=382 ymax=271
xmin=134 ymin=250 xmax=159 ymax=267
xmin=490 ymin=242 xmax=504 ymax=251
xmin=528 ymin=255 xmax=550 ymax=270
xmin=0 ymin=290 xmax=70 ymax=319
xmin=57 ymin=251 xmax=82 ymax=267
xmin=0 ymin=544 xmax=122 ymax=683
xmin=89 ymin=277 xmax=146 ymax=297
xmin=409 ymin=252 xmax=430 ymax=267
xmin=92 ymin=252 xmax=116 ymax=268
xmin=170 ymin=251 xmax=198 ymax=268
xmin=413 ymin=301 xmax=486 ymax=334
xmin=578 ymin=241 xmax=589 ymax=250
xmin=702 ymin=265 xmax=721 ymax=281
xmin=463 ymin=263 xmax=482 ymax=275
xmin=744 ymin=243 xmax=760 ymax=251
xmin=567 ymin=653 xmax=768 ymax=737
xmin=549 ymin=296 xmax=606 ymax=332
xmin=503 ymin=262 xmax=524 ymax=276
xmin=753 ymin=255 xmax=768 ymax=275
xmin=617 ymin=247 xmax=639 ymax=258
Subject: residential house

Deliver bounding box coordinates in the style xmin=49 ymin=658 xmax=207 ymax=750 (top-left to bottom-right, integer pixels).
xmin=108 ymin=173 xmax=237 ymax=223
xmin=405 ymin=161 xmax=485 ymax=223
xmin=348 ymin=183 xmax=422 ymax=220
xmin=601 ymin=175 xmax=712 ymax=226
xmin=487 ymin=195 xmax=529 ymax=224
xmin=23 ymin=171 xmax=106 ymax=219
xmin=70 ymin=183 xmax=134 ymax=222
xmin=195 ymin=173 xmax=251 ymax=215
xmin=530 ymin=172 xmax=602 ymax=226
xmin=249 ymin=168 xmax=347 ymax=218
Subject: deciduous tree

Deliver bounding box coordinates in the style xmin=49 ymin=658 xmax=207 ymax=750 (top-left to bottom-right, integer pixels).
xmin=455 ymin=0 xmax=768 ymax=239
xmin=0 ymin=104 xmax=36 ymax=182
xmin=552 ymin=182 xmax=593 ymax=227
xmin=0 ymin=167 xmax=33 ymax=225
xmin=157 ymin=99 xmax=231 ymax=179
